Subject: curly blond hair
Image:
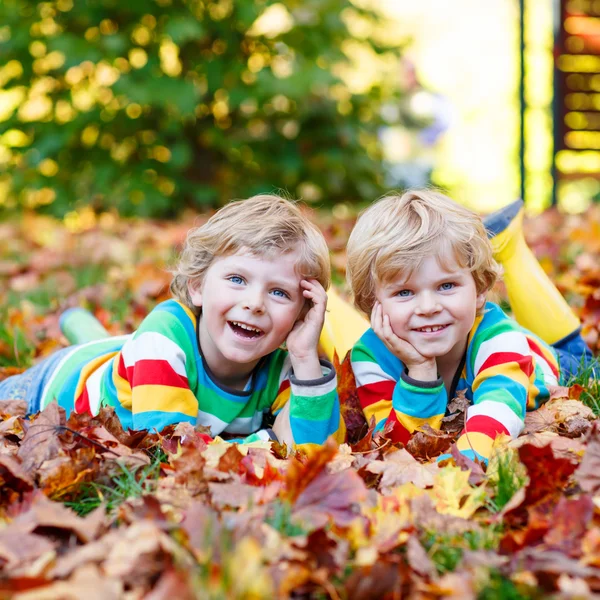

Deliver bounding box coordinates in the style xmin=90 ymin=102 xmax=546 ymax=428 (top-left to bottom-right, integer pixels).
xmin=346 ymin=189 xmax=501 ymax=315
xmin=170 ymin=194 xmax=331 ymax=311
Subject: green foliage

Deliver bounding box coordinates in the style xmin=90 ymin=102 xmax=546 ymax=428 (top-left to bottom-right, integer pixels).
xmin=486 ymin=447 xmax=527 ymax=512
xmin=421 ymin=526 xmax=502 ymax=575
xmin=477 ymin=570 xmax=541 ymax=600
xmin=0 ymin=0 xmax=416 ymax=217
xmin=566 ymin=355 xmax=600 ymax=416
xmin=61 ymin=447 xmax=166 ymax=516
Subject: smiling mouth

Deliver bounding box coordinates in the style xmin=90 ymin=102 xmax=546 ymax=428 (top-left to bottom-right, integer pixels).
xmin=413 ymin=324 xmax=449 ymax=333
xmin=228 ymin=321 xmax=265 ymax=339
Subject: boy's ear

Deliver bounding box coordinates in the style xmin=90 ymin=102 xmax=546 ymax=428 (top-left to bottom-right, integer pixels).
xmin=476 ymin=291 xmax=487 ymax=311
xmin=188 ymin=281 xmax=203 ymax=308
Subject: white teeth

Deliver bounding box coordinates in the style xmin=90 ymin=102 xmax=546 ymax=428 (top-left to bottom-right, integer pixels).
xmin=417 ymin=325 xmax=445 ymax=333
xmin=231 ymin=321 xmax=262 ymax=333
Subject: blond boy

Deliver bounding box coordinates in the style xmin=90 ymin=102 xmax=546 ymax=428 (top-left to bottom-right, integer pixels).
xmin=0 ymin=195 xmax=345 ymax=448
xmin=346 ymin=190 xmax=592 ymax=462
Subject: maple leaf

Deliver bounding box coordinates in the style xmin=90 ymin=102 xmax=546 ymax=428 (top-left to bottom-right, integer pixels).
xmin=0 ymin=454 xmax=34 ymax=505
xmin=15 ymin=563 xmax=124 ymax=599
xmin=366 ymin=448 xmax=438 ymax=493
xmin=334 ymin=352 xmax=368 ymax=444
xmin=282 ymin=438 xmax=339 ymax=503
xmin=518 ymin=443 xmax=577 ymax=507
xmin=292 ymin=468 xmax=369 ymax=531
xmin=428 ymin=465 xmax=486 ymax=519
xmin=37 ymin=447 xmax=98 ymax=497
xmin=216 ymin=444 xmax=245 ymax=475
xmin=17 ymin=402 xmax=65 ymax=475
xmin=0 ymin=529 xmax=56 ymax=573
xmin=575 ymin=422 xmax=600 ymax=494
xmin=543 ymin=495 xmax=594 ymax=557
xmin=406 ymin=423 xmax=454 ymax=461
xmin=440 ymin=389 xmax=470 ymax=436
xmin=524 ymin=397 xmax=594 ymax=435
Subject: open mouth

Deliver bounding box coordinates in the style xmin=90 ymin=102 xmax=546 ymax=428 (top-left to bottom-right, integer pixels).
xmin=413 ymin=324 xmax=449 ymax=334
xmin=228 ymin=321 xmax=265 ymax=339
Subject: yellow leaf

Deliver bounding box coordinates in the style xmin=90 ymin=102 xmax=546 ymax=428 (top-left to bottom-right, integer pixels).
xmin=428 ymin=465 xmax=486 ymax=518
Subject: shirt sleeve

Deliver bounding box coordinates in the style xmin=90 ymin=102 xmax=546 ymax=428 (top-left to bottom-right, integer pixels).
xmin=351 ymin=334 xmax=447 ymax=444
xmin=116 ymin=309 xmax=199 ymax=432
xmin=269 ymin=355 xmax=345 ymax=447
xmin=453 ymin=323 xmax=531 ymax=463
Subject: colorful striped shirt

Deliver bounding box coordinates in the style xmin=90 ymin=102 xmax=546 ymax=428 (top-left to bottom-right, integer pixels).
xmin=40 ymin=300 xmax=344 ymax=447
xmin=351 ymin=302 xmax=560 ymax=462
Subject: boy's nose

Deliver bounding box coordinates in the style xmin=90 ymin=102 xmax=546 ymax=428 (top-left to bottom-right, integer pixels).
xmin=243 ymin=289 xmax=265 ymax=313
xmin=415 ymin=292 xmax=442 ymax=315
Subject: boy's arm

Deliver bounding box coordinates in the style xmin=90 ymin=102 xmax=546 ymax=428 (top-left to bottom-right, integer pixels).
xmin=352 ymin=331 xmax=448 ymax=444
xmin=451 ymin=324 xmax=531 ymax=463
xmin=121 ymin=307 xmax=199 ymax=432
xmin=270 ymin=357 xmax=344 ymax=447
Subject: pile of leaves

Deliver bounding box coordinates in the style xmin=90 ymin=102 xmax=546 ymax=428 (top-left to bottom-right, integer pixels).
xmin=0 ymin=205 xmax=600 ymax=597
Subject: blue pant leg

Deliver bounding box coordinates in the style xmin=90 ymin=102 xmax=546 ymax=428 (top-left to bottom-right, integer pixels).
xmin=552 ymin=328 xmax=594 ymax=381
xmin=0 ymin=347 xmax=72 ymax=414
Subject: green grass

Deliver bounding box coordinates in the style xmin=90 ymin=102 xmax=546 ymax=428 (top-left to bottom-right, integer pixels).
xmin=264 ymin=500 xmax=306 ymax=537
xmin=0 ymin=310 xmax=36 ymax=368
xmin=421 ymin=527 xmax=502 ymax=575
xmin=485 ymin=448 xmax=527 ymax=513
xmin=61 ymin=447 xmax=167 ymax=517
xmin=566 ymin=355 xmax=600 ymax=416
xmin=477 ymin=569 xmax=542 ymax=600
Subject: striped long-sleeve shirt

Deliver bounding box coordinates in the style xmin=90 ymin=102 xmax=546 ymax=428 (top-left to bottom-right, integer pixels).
xmin=351 ymin=302 xmax=560 ymax=462
xmin=40 ymin=300 xmax=344 ymax=447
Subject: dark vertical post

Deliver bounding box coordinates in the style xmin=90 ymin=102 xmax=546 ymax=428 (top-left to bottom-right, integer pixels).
xmin=519 ymin=0 xmax=526 ymax=204
xmin=551 ymin=0 xmax=560 ymax=206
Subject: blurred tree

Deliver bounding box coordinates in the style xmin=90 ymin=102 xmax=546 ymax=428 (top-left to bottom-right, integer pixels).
xmin=0 ymin=0 xmax=418 ymax=217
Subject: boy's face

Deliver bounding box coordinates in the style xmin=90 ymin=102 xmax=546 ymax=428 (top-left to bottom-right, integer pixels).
xmin=188 ymin=249 xmax=306 ymax=382
xmin=374 ymin=255 xmax=486 ymax=368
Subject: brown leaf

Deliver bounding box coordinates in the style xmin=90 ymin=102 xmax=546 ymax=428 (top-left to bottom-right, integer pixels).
xmin=0 ymin=530 xmax=55 ymax=572
xmin=450 ymin=444 xmax=486 ymax=485
xmin=543 ymin=495 xmax=594 ymax=557
xmin=0 ymin=454 xmax=34 ymax=502
xmin=518 ymin=443 xmax=577 ymax=508
xmin=334 ymin=352 xmax=368 ymax=444
xmin=575 ymin=422 xmax=600 ymax=494
xmin=292 ymin=468 xmax=368 ymax=531
xmin=10 ymin=492 xmax=107 ymax=543
xmin=216 ymin=444 xmax=245 ymax=474
xmin=12 ymin=564 xmax=123 ymax=600
xmin=37 ymin=448 xmax=98 ymax=496
xmin=0 ymin=399 xmax=28 ymax=417
xmin=406 ymin=423 xmax=454 ymax=461
xmin=209 ymin=481 xmax=280 ymax=509
xmin=282 ymin=438 xmax=339 ymax=503
xmin=366 ymin=448 xmax=438 ymax=493
xmin=406 ymin=534 xmax=436 ymax=578
xmin=17 ymin=403 xmax=65 ymax=475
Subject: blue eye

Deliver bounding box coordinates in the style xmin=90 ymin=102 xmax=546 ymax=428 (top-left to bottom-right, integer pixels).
xmin=396 ymin=289 xmax=412 ymax=297
xmin=229 ymin=275 xmax=244 ymax=285
xmin=440 ymin=282 xmax=455 ymax=291
xmin=271 ymin=289 xmax=290 ymax=299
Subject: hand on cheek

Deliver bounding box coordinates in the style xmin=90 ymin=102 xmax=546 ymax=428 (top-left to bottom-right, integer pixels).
xmin=286 ymin=279 xmax=327 ymax=380
xmin=371 ymin=301 xmax=437 ymax=381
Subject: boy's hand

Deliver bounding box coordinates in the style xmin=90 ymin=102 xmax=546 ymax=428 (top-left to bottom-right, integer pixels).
xmin=286 ymin=279 xmax=327 ymax=380
xmin=371 ymin=301 xmax=437 ymax=381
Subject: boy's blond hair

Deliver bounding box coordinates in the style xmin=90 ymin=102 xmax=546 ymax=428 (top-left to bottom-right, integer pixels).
xmin=347 ymin=189 xmax=501 ymax=315
xmin=171 ymin=194 xmax=331 ymax=311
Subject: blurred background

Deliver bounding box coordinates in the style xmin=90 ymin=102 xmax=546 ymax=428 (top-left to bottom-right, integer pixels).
xmin=3 ymin=0 xmax=600 ymax=366
xmin=2 ymin=0 xmax=597 ymax=220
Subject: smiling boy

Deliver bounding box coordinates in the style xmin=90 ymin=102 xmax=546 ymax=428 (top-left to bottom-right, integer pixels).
xmin=345 ymin=189 xmax=588 ymax=463
xmin=0 ymin=195 xmax=344 ymax=448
